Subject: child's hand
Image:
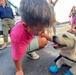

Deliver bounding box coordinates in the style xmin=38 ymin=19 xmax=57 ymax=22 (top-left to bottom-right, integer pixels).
xmin=15 ymin=71 xmax=24 ymax=75
xmin=67 ymin=28 xmax=76 ymax=34
xmin=72 ymin=28 xmax=76 ymax=34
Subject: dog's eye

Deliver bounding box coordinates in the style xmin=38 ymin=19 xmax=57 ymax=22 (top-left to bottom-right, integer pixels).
xmin=62 ymin=34 xmax=68 ymax=38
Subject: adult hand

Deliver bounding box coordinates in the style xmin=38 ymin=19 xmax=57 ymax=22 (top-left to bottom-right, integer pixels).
xmin=15 ymin=71 xmax=24 ymax=75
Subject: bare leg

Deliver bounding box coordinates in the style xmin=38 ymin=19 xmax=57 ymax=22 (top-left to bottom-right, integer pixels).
xmin=26 ymin=37 xmax=48 ymax=59
xmin=27 ymin=37 xmax=48 ymax=53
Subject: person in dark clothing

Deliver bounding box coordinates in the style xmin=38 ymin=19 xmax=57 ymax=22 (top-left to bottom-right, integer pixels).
xmin=0 ymin=0 xmax=15 ymax=50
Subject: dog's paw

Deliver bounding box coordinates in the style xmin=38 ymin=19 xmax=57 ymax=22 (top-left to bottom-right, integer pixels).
xmin=64 ymin=71 xmax=73 ymax=75
xmin=49 ymin=65 xmax=59 ymax=73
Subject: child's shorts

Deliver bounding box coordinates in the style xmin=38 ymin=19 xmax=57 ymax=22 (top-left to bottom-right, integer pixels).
xmin=26 ymin=37 xmax=39 ymax=53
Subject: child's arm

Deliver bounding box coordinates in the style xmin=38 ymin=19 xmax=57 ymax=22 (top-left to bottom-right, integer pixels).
xmin=13 ymin=60 xmax=24 ymax=75
xmin=40 ymin=33 xmax=52 ymax=41
xmin=69 ymin=12 xmax=72 ymax=18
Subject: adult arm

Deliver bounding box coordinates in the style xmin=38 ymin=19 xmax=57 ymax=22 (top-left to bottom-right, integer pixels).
xmin=69 ymin=11 xmax=72 ymax=18
xmin=53 ymin=0 xmax=58 ymax=6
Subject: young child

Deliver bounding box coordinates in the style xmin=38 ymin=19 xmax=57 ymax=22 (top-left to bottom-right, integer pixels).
xmin=10 ymin=0 xmax=54 ymax=75
xmin=67 ymin=17 xmax=76 ymax=35
xmin=68 ymin=6 xmax=76 ymax=25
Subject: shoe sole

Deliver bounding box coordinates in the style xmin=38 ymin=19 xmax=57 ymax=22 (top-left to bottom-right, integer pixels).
xmin=27 ymin=53 xmax=40 ymax=60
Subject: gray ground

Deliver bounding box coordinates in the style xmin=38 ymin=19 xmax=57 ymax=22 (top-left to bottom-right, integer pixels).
xmin=0 ymin=42 xmax=70 ymax=75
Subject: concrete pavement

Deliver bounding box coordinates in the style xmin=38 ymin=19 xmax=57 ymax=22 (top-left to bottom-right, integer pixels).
xmin=0 ymin=23 xmax=71 ymax=75
xmin=0 ymin=42 xmax=70 ymax=75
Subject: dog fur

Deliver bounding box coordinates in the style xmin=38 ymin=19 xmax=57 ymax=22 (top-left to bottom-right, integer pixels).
xmin=52 ymin=32 xmax=76 ymax=75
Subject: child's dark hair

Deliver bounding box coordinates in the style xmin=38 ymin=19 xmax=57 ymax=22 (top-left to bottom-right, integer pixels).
xmin=19 ymin=0 xmax=53 ymax=27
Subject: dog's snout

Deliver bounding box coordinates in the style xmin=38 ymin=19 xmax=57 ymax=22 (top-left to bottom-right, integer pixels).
xmin=53 ymin=35 xmax=57 ymax=39
xmin=53 ymin=35 xmax=57 ymax=43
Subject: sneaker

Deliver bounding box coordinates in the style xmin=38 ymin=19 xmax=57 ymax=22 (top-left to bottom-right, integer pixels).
xmin=27 ymin=52 xmax=39 ymax=60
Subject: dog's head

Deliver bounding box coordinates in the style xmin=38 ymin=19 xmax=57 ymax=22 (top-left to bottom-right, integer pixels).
xmin=52 ymin=32 xmax=76 ymax=52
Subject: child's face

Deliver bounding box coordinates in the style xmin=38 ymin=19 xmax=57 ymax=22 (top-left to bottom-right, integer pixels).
xmin=27 ymin=25 xmax=47 ymax=36
xmin=24 ymin=23 xmax=47 ymax=36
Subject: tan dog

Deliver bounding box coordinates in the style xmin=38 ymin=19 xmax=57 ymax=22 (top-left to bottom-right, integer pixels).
xmin=49 ymin=32 xmax=76 ymax=75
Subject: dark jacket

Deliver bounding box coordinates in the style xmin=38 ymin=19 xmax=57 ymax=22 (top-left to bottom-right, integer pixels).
xmin=0 ymin=5 xmax=14 ymax=19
